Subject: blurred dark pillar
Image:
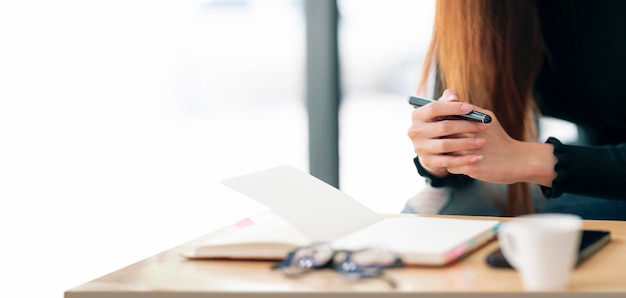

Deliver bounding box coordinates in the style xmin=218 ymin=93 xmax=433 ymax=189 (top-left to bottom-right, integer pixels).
xmin=305 ymin=0 xmax=340 ymax=188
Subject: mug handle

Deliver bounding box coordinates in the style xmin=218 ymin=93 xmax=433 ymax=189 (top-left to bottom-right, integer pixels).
xmin=498 ymin=223 xmax=521 ymax=269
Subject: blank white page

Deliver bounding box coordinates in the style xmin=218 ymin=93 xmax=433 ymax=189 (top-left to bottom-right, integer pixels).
xmin=222 ymin=165 xmax=385 ymax=242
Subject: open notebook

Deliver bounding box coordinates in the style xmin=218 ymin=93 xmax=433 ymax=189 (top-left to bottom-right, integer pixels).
xmin=184 ymin=165 xmax=500 ymax=266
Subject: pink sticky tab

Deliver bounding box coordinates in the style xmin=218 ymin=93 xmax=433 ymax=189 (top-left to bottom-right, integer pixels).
xmin=234 ymin=217 xmax=255 ymax=228
xmin=447 ymin=244 xmax=466 ymax=262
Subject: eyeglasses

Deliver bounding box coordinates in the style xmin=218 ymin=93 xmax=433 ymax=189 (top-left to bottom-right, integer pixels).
xmin=271 ymin=242 xmax=403 ymax=288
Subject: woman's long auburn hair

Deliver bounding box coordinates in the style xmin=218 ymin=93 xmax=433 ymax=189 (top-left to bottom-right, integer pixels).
xmin=419 ymin=0 xmax=545 ymax=216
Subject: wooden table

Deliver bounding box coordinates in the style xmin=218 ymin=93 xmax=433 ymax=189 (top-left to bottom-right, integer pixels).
xmin=65 ymin=215 xmax=626 ymax=298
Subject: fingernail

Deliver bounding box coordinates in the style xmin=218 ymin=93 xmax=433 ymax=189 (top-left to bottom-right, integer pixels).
xmin=472 ymin=155 xmax=484 ymax=162
xmin=461 ymin=104 xmax=472 ymax=113
xmin=477 ymin=123 xmax=489 ymax=130
xmin=447 ymin=94 xmax=459 ymax=101
xmin=475 ymin=138 xmax=485 ymax=147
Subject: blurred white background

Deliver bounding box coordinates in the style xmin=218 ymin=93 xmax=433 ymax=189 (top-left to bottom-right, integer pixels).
xmin=0 ymin=0 xmax=436 ymax=297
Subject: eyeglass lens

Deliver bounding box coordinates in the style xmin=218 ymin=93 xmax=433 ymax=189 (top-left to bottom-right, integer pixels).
xmin=276 ymin=243 xmax=401 ymax=288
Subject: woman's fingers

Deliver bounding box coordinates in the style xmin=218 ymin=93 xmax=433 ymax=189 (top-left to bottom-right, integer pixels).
xmin=408 ymin=118 xmax=488 ymax=140
xmin=411 ymin=90 xmax=475 ymax=123
xmin=407 ymin=89 xmax=492 ymax=175
xmin=419 ymin=153 xmax=484 ymax=170
xmin=440 ymin=89 xmax=460 ymax=102
xmin=414 ymin=137 xmax=485 ymax=155
xmin=413 ymin=100 xmax=474 ymax=123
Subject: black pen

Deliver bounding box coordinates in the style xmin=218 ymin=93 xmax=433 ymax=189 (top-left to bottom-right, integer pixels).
xmin=407 ymin=95 xmax=492 ymax=124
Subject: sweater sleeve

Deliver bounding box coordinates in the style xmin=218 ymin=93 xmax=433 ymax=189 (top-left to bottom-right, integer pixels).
xmin=541 ymin=137 xmax=626 ymax=199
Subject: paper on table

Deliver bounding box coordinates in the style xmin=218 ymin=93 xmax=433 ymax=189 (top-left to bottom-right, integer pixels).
xmin=222 ymin=165 xmax=385 ymax=243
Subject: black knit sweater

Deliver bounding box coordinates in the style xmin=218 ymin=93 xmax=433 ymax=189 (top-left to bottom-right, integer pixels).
xmin=534 ymin=0 xmax=626 ymax=199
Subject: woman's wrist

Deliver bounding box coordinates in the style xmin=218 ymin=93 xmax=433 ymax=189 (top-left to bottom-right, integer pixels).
xmin=519 ymin=141 xmax=558 ymax=186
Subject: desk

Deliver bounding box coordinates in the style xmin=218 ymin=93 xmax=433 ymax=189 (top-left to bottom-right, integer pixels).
xmin=65 ymin=215 xmax=626 ymax=297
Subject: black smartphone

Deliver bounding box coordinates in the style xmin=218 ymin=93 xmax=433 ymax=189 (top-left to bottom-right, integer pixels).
xmin=486 ymin=229 xmax=611 ymax=269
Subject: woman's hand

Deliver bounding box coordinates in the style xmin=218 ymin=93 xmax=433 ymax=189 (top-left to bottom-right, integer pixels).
xmin=408 ymin=89 xmax=557 ymax=185
xmin=445 ymin=105 xmax=557 ymax=186
xmin=407 ymin=89 xmax=489 ymax=178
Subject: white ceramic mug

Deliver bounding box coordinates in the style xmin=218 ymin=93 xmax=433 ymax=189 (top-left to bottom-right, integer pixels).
xmin=498 ymin=213 xmax=582 ymax=291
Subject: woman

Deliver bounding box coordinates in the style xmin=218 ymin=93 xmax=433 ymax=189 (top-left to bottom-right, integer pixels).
xmin=404 ymin=0 xmax=626 ymax=219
